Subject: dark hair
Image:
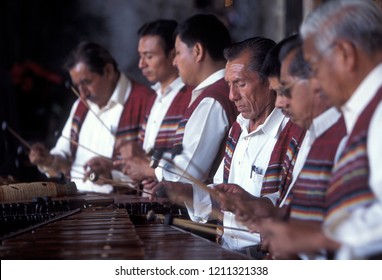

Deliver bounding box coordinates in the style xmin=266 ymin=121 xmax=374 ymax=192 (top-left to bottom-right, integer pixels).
xmin=138 ymin=19 xmax=178 ymax=56
xmin=279 ymin=35 xmax=311 ymax=79
xmin=224 ymin=36 xmax=276 ymax=83
xmin=176 ymin=14 xmax=231 ymax=61
xmin=63 ymin=41 xmax=118 ymax=75
xmin=261 ymin=34 xmax=298 ymax=78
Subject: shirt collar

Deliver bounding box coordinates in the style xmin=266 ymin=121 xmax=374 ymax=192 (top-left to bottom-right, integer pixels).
xmin=341 ymin=63 xmax=382 ymax=133
xmin=310 ymin=106 xmax=341 ymax=142
xmin=87 ymin=73 xmax=131 ymax=112
xmin=237 ymin=108 xmax=286 ymax=138
xmin=110 ymin=73 xmax=131 ymax=105
xmin=193 ymin=69 xmax=225 ymax=93
xmin=151 ymin=77 xmax=184 ymax=97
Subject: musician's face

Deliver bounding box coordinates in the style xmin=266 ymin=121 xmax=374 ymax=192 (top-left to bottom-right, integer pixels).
xmin=279 ymin=50 xmax=313 ymax=129
xmin=138 ymin=35 xmax=176 ymax=85
xmin=225 ymin=50 xmax=270 ymax=121
xmin=173 ymin=36 xmax=198 ymax=86
xmin=269 ymin=76 xmax=291 ymax=117
xmin=303 ymin=35 xmax=346 ymax=109
xmin=69 ymin=62 xmax=114 ymax=108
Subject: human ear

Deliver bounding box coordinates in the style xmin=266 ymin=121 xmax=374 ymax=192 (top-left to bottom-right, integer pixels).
xmin=193 ymin=42 xmax=205 ymax=62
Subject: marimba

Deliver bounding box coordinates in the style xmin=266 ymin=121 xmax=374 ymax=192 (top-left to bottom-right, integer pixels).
xmin=0 ymin=192 xmax=249 ymax=260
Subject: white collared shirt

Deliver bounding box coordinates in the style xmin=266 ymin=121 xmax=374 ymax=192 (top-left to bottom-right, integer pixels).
xmin=51 ymin=74 xmax=132 ymax=193
xmin=143 ymin=77 xmax=185 ymax=153
xmin=323 ymin=63 xmax=382 ymax=259
xmin=188 ymin=108 xmax=287 ymax=250
xmin=155 ymin=69 xmax=230 ymax=184
xmin=190 ymin=69 xmax=226 ymax=105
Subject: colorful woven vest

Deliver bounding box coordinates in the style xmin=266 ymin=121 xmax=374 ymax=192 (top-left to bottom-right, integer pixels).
xmin=218 ymin=120 xmax=241 ymax=244
xmin=70 ymin=101 xmax=89 ymax=160
xmin=138 ymin=85 xmax=192 ymax=152
xmin=325 ymin=87 xmax=382 ymax=221
xmin=261 ymin=121 xmax=306 ymax=197
xmin=222 ymin=121 xmax=242 ymax=183
xmin=70 ymin=80 xmax=155 ymax=160
xmin=285 ymin=116 xmax=346 ymax=222
xmin=171 ymin=78 xmax=238 ymax=180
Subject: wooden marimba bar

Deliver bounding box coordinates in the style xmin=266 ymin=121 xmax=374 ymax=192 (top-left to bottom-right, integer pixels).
xmin=0 ymin=207 xmax=145 ymax=259
xmin=0 ymin=194 xmax=250 ymax=260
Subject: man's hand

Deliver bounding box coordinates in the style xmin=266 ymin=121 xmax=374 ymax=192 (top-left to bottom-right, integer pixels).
xmin=214 ymin=183 xmax=249 ymax=194
xmin=29 ymin=142 xmax=70 ymax=177
xmin=151 ymin=181 xmax=193 ymax=206
xmin=123 ymin=156 xmax=155 ymax=182
xmin=84 ymin=156 xmax=113 ymax=184
xmin=114 ymin=140 xmax=155 ymax=183
xmin=29 ymin=143 xmax=53 ymax=166
xmin=260 ymin=219 xmax=328 ymax=259
xmin=115 ymin=140 xmax=146 ymax=160
xmin=141 ymin=177 xmax=159 ymax=195
xmin=213 ymin=183 xmax=276 ymax=232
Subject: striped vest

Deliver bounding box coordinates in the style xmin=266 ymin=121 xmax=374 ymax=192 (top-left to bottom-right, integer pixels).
xmin=285 ymin=116 xmax=346 ymax=222
xmin=223 ymin=121 xmax=242 ymax=183
xmin=171 ymin=78 xmax=238 ymax=180
xmin=70 ymin=80 xmax=155 ymax=160
xmin=261 ymin=120 xmax=306 ymax=197
xmin=325 ymin=87 xmax=382 ymax=222
xmin=138 ymin=85 xmax=193 ymax=151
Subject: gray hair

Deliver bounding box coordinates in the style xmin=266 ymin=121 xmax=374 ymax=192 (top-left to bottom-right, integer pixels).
xmin=224 ymin=37 xmax=276 ymax=84
xmin=300 ymin=0 xmax=382 ymax=55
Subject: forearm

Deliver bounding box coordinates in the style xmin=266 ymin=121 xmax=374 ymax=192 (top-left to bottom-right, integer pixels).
xmin=291 ymin=221 xmax=340 ymax=254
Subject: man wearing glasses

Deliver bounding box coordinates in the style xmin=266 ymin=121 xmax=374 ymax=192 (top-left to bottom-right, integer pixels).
xmin=261 ymin=0 xmax=382 ymax=259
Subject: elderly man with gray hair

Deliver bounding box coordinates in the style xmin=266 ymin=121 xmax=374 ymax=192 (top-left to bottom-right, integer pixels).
xmin=261 ymin=0 xmax=382 ymax=259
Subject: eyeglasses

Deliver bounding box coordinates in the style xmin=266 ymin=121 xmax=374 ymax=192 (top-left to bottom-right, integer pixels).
xmin=278 ymin=78 xmax=307 ymax=98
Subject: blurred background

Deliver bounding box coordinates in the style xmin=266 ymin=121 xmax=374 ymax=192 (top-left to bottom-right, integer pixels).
xmin=0 ymin=0 xmax=339 ymax=181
